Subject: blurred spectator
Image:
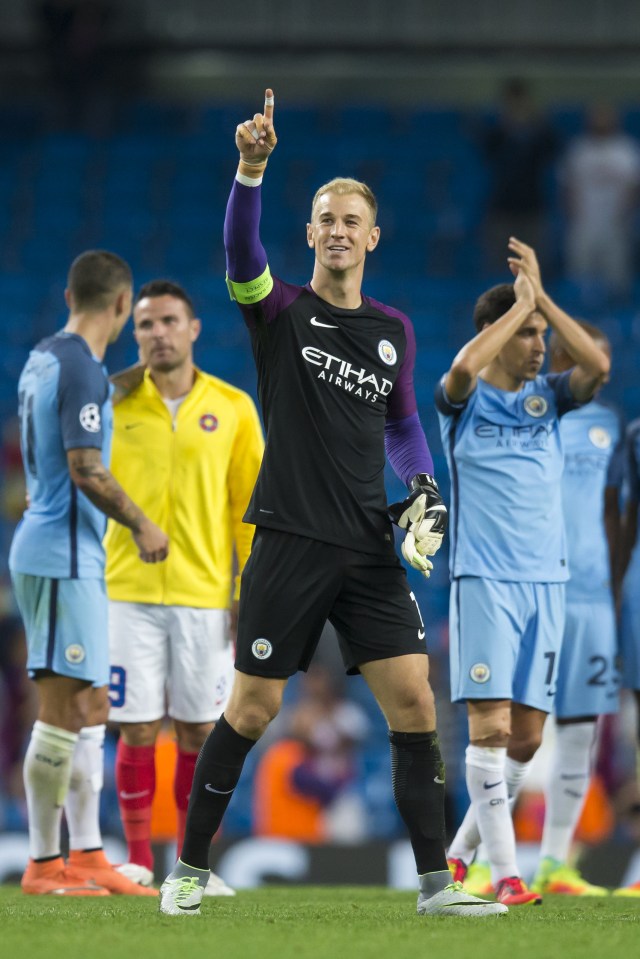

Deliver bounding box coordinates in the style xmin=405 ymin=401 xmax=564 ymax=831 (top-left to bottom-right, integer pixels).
xmin=563 ymin=103 xmax=640 ymax=302
xmin=1 ymin=417 xmax=26 ymax=525
xmin=0 ymin=616 xmax=37 ymax=829
xmin=478 ymin=78 xmax=557 ymax=273
xmin=253 ymin=666 xmax=369 ymax=843
xmin=0 ymin=417 xmax=25 ymax=582
xmin=35 ymin=0 xmax=116 ymax=133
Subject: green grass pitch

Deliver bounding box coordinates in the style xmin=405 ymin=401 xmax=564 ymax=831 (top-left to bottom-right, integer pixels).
xmin=1 ymin=886 xmax=638 ymax=959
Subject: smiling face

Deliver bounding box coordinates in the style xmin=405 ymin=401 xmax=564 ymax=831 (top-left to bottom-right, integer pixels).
xmin=493 ymin=311 xmax=548 ymax=384
xmin=133 ymin=294 xmax=200 ymax=373
xmin=306 ymin=192 xmax=380 ymax=276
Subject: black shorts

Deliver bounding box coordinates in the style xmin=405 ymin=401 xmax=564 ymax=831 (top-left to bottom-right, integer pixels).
xmin=236 ymin=528 xmax=428 ymax=678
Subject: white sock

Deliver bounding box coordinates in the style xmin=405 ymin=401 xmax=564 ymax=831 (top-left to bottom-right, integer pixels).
xmin=24 ymin=721 xmax=78 ymax=860
xmin=539 ymin=721 xmax=596 ymax=865
xmin=448 ymin=802 xmax=481 ymax=864
xmin=505 ymin=755 xmax=532 ymax=809
xmin=464 ymin=744 xmax=518 ymax=885
xmin=65 ymin=724 xmax=106 ymax=851
xmin=448 ymin=756 xmax=533 ymax=865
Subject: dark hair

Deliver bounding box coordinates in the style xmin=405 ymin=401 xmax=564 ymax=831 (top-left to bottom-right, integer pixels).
xmin=67 ymin=250 xmax=132 ymax=311
xmin=549 ymin=320 xmax=611 ymax=362
xmin=134 ymin=279 xmax=196 ymax=318
xmin=472 ymin=283 xmax=516 ymax=332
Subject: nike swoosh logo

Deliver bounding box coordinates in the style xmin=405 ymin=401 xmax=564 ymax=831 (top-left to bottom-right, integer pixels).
xmin=483 ymin=780 xmax=503 ymax=789
xmin=434 ymin=776 xmax=445 ymax=784
xmin=124 ymin=423 xmax=143 ymax=430
xmin=205 ymin=783 xmax=235 ymax=795
xmin=310 ymin=316 xmax=339 ymax=329
xmin=178 ymin=903 xmax=201 ymax=911
xmin=418 ymin=629 xmax=425 ymax=640
xmin=564 ymin=789 xmax=583 ymax=799
xmin=440 ymin=902 xmax=491 ymax=908
xmin=119 ymin=789 xmax=150 ymax=799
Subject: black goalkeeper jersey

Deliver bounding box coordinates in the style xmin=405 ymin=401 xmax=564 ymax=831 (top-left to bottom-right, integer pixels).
xmin=240 ymin=279 xmax=417 ymax=555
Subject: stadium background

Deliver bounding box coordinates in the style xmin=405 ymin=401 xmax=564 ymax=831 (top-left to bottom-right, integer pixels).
xmin=0 ymin=0 xmax=639 ymax=887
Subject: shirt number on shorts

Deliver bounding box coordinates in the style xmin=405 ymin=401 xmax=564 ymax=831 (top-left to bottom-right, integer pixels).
xmin=586 ymin=655 xmax=619 ymax=694
xmin=109 ymin=666 xmax=126 ymax=708
xmin=544 ymin=651 xmax=557 ymax=696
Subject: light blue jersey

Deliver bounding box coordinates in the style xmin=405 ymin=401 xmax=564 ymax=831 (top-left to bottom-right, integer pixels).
xmin=620 ymin=418 xmax=640 ymax=690
xmin=9 ymin=332 xmax=112 ymax=579
xmin=561 ymin=399 xmax=624 ymax=602
xmin=436 ymin=372 xmax=580 ymax=582
xmin=553 ymin=399 xmax=623 ymax=717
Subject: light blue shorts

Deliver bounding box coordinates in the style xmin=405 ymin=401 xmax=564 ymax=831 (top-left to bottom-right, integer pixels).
xmin=449 ymin=577 xmax=565 ymax=711
xmin=620 ymin=574 xmax=640 ymax=691
xmin=11 ymin=572 xmax=109 ymax=686
xmin=554 ymin=598 xmax=619 ymax=718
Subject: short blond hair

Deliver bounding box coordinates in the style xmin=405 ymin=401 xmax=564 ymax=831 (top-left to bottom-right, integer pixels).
xmin=311 ymin=177 xmax=378 ymax=226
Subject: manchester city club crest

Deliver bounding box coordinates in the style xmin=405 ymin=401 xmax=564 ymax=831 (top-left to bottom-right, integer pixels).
xmin=378 ymin=339 xmax=397 ymax=365
xmin=65 ymin=644 xmax=86 ymax=665
xmin=588 ymin=426 xmax=611 ymax=449
xmin=252 ymin=638 xmax=273 ymax=660
xmin=470 ymin=662 xmax=491 ymax=684
xmin=523 ymin=395 xmax=548 ymax=418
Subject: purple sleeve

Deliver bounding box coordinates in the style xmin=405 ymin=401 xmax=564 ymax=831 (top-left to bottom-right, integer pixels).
xmin=224 ymin=179 xmax=301 ymax=325
xmin=382 ymin=311 xmax=433 ymax=484
xmin=224 ymin=180 xmax=267 ymax=282
xmin=385 ymin=412 xmax=435 ymax=487
xmin=386 ymin=312 xmax=418 ymax=420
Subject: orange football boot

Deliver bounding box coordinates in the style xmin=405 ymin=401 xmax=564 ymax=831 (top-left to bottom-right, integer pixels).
xmin=22 ymin=856 xmax=109 ymax=895
xmin=67 ymin=850 xmax=158 ymax=896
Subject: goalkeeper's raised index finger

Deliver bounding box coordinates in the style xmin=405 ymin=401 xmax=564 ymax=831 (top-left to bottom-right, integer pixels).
xmin=264 ymin=88 xmax=275 ymax=123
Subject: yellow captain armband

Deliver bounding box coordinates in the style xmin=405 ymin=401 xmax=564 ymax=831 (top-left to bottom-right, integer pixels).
xmin=225 ymin=265 xmax=273 ymax=304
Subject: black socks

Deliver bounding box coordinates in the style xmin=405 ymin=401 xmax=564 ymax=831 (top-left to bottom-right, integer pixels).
xmin=389 ymin=729 xmax=448 ymax=875
xmin=180 ymin=714 xmax=256 ymax=870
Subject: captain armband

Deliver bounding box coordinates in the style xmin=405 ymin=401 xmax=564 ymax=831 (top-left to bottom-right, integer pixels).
xmin=225 ymin=265 xmax=273 ymax=304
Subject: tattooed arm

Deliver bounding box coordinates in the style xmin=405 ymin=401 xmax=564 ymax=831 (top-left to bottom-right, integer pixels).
xmin=67 ymin=447 xmax=169 ymax=563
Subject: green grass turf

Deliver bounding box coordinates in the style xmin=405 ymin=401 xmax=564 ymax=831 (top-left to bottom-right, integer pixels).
xmin=1 ymin=886 xmax=638 ymax=959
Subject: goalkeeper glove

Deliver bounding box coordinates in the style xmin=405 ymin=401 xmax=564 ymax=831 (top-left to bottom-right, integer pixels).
xmin=388 ymin=473 xmax=448 ymax=578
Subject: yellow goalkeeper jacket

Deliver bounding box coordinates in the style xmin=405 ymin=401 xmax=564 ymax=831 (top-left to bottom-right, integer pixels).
xmin=105 ymin=367 xmax=264 ymax=608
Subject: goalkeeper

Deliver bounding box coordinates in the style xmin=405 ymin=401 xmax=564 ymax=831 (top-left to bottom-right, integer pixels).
xmin=160 ymin=88 xmax=506 ymax=918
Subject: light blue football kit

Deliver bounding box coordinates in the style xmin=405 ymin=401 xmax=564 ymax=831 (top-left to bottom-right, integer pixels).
xmin=9 ymin=332 xmax=112 ymax=685
xmin=620 ymin=418 xmax=640 ymax=691
xmin=436 ymin=372 xmax=580 ymax=708
xmin=554 ymin=400 xmax=623 ymax=717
